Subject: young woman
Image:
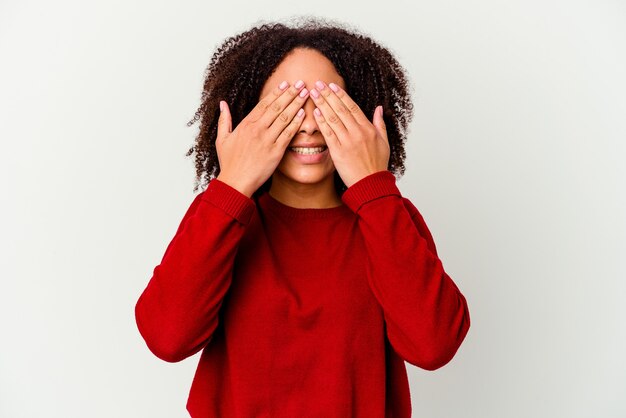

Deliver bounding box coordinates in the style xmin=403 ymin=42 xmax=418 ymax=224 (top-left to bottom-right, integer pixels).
xmin=135 ymin=17 xmax=471 ymax=418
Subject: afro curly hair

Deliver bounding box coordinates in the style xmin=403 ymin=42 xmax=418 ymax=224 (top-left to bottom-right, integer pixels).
xmin=185 ymin=16 xmax=414 ymax=198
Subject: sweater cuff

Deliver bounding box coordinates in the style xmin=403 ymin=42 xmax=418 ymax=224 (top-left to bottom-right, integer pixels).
xmin=201 ymin=178 xmax=256 ymax=225
xmin=341 ymin=170 xmax=401 ymax=214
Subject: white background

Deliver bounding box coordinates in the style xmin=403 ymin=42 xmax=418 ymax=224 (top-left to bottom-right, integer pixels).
xmin=1 ymin=0 xmax=625 ymax=417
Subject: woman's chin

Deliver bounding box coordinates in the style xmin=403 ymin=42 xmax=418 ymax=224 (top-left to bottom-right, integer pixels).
xmin=272 ymin=164 xmax=335 ymax=186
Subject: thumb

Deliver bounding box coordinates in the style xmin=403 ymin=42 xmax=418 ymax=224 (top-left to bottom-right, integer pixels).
xmin=372 ymin=106 xmax=388 ymax=140
xmin=218 ymin=100 xmax=232 ymax=137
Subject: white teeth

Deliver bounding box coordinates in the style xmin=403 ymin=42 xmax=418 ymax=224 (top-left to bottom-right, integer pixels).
xmin=289 ymin=146 xmax=326 ymax=155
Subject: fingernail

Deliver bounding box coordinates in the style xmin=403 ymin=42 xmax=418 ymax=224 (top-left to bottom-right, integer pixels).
xmin=294 ymin=80 xmax=304 ymax=89
xmin=310 ymin=88 xmax=320 ymax=98
xmin=315 ymin=80 xmax=325 ymax=90
xmin=278 ymin=81 xmax=289 ymax=90
xmin=329 ymin=83 xmax=339 ymax=92
xmin=299 ymin=88 xmax=309 ymax=98
xmin=219 ymin=101 xmax=224 ymax=112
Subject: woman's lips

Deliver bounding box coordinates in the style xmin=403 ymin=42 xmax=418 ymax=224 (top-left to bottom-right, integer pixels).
xmin=288 ymin=147 xmax=329 ymax=164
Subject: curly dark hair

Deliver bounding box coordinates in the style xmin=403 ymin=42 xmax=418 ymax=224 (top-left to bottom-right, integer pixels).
xmin=185 ymin=16 xmax=414 ymax=198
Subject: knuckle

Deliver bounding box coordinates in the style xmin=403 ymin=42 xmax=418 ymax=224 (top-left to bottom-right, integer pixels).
xmin=328 ymin=114 xmax=340 ymax=124
xmin=249 ymin=114 xmax=262 ymax=124
xmin=281 ymin=127 xmax=293 ymax=138
xmin=248 ymin=123 xmax=261 ymax=136
xmin=348 ymin=102 xmax=360 ymax=113
xmin=270 ymin=101 xmax=282 ymax=113
xmin=278 ymin=112 xmax=289 ymax=123
xmin=257 ymin=99 xmax=268 ymax=110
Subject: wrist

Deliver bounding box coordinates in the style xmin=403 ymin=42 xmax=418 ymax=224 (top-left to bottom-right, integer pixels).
xmin=215 ymin=174 xmax=255 ymax=198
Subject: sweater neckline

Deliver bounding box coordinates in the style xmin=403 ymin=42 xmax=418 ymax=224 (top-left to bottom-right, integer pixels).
xmin=258 ymin=190 xmax=352 ymax=220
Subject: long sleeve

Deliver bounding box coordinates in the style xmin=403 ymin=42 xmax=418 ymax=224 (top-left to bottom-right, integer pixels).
xmin=135 ymin=179 xmax=256 ymax=363
xmin=341 ymin=170 xmax=470 ymax=371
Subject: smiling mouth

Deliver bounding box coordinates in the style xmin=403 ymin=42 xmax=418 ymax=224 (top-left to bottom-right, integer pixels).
xmin=288 ymin=146 xmax=328 ymax=155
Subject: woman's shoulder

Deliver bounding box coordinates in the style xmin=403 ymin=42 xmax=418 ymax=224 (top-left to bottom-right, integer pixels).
xmin=400 ymin=196 xmax=419 ymax=218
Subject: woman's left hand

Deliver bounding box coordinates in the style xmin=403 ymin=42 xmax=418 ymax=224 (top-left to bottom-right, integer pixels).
xmin=309 ymin=80 xmax=390 ymax=188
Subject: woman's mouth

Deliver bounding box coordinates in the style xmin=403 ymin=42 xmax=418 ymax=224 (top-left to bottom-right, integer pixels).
xmin=288 ymin=146 xmax=327 ymax=154
xmin=287 ymin=146 xmax=329 ymax=163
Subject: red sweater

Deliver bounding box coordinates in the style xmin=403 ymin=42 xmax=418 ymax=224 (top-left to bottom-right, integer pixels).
xmin=135 ymin=170 xmax=470 ymax=417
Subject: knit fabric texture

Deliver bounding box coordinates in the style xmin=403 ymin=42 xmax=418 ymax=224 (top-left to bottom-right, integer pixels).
xmin=135 ymin=170 xmax=471 ymax=417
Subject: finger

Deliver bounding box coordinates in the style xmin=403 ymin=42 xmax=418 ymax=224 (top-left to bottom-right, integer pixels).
xmin=310 ymin=86 xmax=348 ymax=140
xmin=373 ymin=105 xmax=389 ymax=143
xmin=267 ymin=86 xmax=309 ymax=139
xmin=313 ymin=106 xmax=342 ymax=148
xmin=315 ymin=80 xmax=360 ymax=130
xmin=258 ymin=80 xmax=306 ymax=128
xmin=327 ymin=82 xmax=371 ymax=126
xmin=274 ymin=107 xmax=305 ymax=148
xmin=217 ymin=100 xmax=232 ymax=139
xmin=246 ymin=80 xmax=293 ymax=123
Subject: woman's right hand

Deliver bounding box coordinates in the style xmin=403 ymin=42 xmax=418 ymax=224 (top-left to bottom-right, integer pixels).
xmin=215 ymin=80 xmax=309 ymax=197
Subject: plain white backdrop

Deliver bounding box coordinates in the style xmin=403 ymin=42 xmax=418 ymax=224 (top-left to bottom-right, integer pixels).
xmin=1 ymin=0 xmax=625 ymax=417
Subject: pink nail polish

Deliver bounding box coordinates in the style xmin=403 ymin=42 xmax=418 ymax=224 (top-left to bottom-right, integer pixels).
xmin=329 ymin=83 xmax=339 ymax=92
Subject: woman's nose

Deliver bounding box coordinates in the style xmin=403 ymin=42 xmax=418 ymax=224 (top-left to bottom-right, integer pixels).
xmin=298 ymin=96 xmax=319 ymax=135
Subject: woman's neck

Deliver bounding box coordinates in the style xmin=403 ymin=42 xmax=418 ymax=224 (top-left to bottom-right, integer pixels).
xmin=268 ymin=174 xmax=342 ymax=209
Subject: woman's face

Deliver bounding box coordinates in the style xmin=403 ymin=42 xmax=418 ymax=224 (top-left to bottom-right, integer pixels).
xmin=258 ymin=47 xmax=346 ymax=191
